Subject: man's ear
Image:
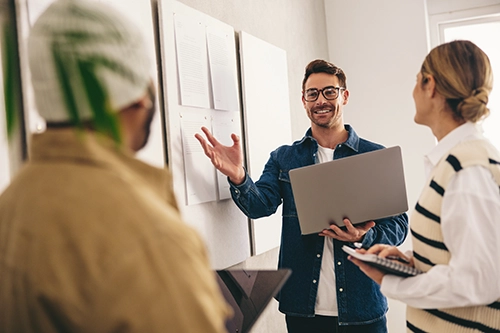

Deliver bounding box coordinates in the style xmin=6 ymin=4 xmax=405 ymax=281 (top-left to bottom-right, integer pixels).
xmin=133 ymin=94 xmax=153 ymax=111
xmin=342 ymin=89 xmax=349 ymax=105
xmin=301 ymin=94 xmax=307 ymax=107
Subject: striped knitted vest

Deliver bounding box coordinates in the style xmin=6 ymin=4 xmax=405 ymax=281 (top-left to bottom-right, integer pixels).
xmin=407 ymin=139 xmax=500 ymax=333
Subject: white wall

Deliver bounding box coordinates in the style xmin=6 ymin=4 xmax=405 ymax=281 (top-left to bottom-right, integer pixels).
xmin=324 ymin=0 xmax=434 ymax=332
xmin=427 ymin=0 xmax=500 ymax=15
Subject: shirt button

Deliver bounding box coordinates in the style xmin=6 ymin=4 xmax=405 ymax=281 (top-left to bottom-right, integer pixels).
xmin=337 ymin=261 xmax=341 ymax=265
xmin=317 ymin=254 xmax=321 ymax=258
xmin=235 ymin=189 xmax=239 ymax=194
xmin=313 ymin=280 xmax=317 ymax=284
xmin=339 ymin=288 xmax=343 ymax=292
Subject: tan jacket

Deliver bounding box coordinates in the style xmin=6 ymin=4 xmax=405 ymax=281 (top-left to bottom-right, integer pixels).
xmin=0 ymin=129 xmax=231 ymax=332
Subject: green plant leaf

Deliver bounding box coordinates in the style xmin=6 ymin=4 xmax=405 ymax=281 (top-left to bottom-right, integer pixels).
xmin=52 ymin=42 xmax=82 ymax=129
xmin=52 ymin=42 xmax=122 ymax=145
xmin=78 ymin=60 xmax=121 ymax=144
xmin=2 ymin=21 xmax=19 ymax=137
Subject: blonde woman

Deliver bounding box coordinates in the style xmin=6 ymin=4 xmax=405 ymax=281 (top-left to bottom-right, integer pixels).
xmin=350 ymin=40 xmax=500 ymax=332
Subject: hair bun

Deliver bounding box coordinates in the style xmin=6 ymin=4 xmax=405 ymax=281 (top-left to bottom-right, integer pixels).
xmin=472 ymin=87 xmax=489 ymax=105
xmin=457 ymin=87 xmax=490 ymax=122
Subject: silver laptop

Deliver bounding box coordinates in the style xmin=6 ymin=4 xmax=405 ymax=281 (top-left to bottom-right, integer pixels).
xmin=289 ymin=146 xmax=408 ymax=235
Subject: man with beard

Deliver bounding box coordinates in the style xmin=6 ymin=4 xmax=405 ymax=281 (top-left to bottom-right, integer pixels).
xmin=195 ymin=59 xmax=408 ymax=333
xmin=0 ymin=0 xmax=230 ymax=332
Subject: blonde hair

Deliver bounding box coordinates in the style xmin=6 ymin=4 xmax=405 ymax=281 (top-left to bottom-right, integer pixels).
xmin=420 ymin=40 xmax=493 ymax=122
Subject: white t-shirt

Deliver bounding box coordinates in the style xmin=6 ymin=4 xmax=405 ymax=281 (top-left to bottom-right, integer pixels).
xmin=314 ymin=145 xmax=338 ymax=316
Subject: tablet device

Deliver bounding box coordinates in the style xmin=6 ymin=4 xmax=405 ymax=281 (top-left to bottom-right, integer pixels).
xmin=289 ymin=146 xmax=408 ymax=235
xmin=216 ymin=269 xmax=291 ymax=333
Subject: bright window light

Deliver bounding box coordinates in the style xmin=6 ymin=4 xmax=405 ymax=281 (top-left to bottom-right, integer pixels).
xmin=442 ymin=20 xmax=500 ymax=149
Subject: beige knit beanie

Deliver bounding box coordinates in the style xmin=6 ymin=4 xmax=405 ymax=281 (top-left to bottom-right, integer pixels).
xmin=28 ymin=0 xmax=151 ymax=122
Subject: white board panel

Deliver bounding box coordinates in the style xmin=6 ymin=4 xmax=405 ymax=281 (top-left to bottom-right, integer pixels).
xmin=158 ymin=0 xmax=250 ymax=268
xmin=239 ymin=31 xmax=292 ymax=256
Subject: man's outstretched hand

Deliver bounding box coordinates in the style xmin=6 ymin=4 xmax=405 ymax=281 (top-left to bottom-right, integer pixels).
xmin=194 ymin=126 xmax=246 ymax=184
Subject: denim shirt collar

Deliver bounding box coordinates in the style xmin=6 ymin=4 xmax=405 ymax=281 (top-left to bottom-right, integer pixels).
xmin=297 ymin=124 xmax=360 ymax=152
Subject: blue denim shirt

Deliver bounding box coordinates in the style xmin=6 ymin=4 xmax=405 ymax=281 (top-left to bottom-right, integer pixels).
xmin=229 ymin=125 xmax=409 ymax=325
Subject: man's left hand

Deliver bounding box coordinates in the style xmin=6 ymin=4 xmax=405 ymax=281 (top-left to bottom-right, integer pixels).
xmin=319 ymin=218 xmax=375 ymax=243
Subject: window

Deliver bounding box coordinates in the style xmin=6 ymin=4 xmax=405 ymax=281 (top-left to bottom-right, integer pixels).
xmin=428 ymin=3 xmax=500 ymax=148
xmin=442 ymin=18 xmax=500 ymax=148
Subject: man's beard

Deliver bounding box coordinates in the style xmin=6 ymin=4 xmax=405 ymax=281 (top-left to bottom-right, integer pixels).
xmin=309 ymin=103 xmax=340 ymax=128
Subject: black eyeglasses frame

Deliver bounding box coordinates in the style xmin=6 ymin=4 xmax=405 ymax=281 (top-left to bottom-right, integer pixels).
xmin=303 ymin=86 xmax=345 ymax=102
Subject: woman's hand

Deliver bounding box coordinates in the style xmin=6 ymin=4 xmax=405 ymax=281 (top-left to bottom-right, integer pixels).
xmin=347 ymin=244 xmax=414 ymax=285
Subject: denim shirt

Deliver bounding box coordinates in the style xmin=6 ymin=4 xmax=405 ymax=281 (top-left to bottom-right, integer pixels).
xmin=229 ymin=125 xmax=409 ymax=325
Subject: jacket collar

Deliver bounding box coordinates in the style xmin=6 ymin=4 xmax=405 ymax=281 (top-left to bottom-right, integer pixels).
xmin=299 ymin=124 xmax=360 ymax=152
xmin=30 ymin=128 xmax=174 ymax=204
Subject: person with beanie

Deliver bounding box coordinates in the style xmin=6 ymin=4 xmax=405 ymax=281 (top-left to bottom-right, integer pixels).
xmin=0 ymin=0 xmax=231 ymax=332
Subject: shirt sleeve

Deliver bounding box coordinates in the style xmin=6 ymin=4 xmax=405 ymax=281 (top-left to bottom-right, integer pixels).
xmin=381 ymin=165 xmax=500 ymax=308
xmin=229 ymin=157 xmax=283 ymax=219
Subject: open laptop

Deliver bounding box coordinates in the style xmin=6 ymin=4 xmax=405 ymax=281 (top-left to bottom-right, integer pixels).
xmin=289 ymin=146 xmax=408 ymax=235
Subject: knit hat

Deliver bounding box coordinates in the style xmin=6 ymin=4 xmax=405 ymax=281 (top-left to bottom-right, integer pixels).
xmin=28 ymin=0 xmax=151 ymax=122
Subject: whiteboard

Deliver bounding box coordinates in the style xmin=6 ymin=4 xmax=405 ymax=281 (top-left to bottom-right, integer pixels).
xmin=157 ymin=0 xmax=250 ymax=268
xmin=239 ymin=32 xmax=292 ymax=256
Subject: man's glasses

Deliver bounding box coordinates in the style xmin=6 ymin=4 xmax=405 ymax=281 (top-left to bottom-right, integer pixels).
xmin=303 ymin=86 xmax=345 ymax=102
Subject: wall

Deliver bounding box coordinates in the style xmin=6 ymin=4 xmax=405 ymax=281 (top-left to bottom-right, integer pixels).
xmin=324 ymin=0 xmax=433 ymax=332
xmin=427 ymin=0 xmax=500 ymax=15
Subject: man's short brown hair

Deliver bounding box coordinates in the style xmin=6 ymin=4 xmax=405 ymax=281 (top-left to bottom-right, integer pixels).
xmin=302 ymin=59 xmax=347 ymax=91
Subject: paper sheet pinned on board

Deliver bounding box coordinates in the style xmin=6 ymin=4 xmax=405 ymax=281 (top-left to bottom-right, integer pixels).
xmin=206 ymin=26 xmax=239 ymax=112
xmin=212 ymin=115 xmax=240 ymax=200
xmin=180 ymin=112 xmax=216 ymax=205
xmin=174 ymin=13 xmax=211 ymax=109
